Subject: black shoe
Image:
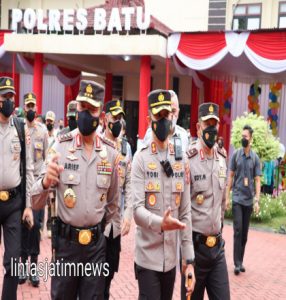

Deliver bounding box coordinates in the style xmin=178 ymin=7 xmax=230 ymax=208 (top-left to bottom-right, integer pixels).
xmin=18 ymin=265 xmax=28 ymax=284
xmin=234 ymin=266 xmax=240 ymax=275
xmin=30 ymin=274 xmax=40 ymax=287
xmin=240 ymin=265 xmax=246 ymax=272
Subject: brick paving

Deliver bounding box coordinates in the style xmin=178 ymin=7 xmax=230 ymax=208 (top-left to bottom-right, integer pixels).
xmin=0 ymin=223 xmax=285 ymax=299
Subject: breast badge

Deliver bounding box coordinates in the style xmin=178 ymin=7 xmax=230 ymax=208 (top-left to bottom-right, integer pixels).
xmin=64 ymin=188 xmax=77 ymax=208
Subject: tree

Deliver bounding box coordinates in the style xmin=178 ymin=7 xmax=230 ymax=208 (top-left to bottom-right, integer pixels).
xmin=231 ymin=112 xmax=280 ymax=161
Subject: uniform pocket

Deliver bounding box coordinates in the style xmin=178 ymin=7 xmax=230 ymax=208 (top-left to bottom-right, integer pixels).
xmin=10 ymin=140 xmax=21 ymax=153
xmin=61 ymin=172 xmax=80 ymax=186
xmin=171 ymin=180 xmax=184 ymax=210
xmin=96 ymin=175 xmax=111 ymax=190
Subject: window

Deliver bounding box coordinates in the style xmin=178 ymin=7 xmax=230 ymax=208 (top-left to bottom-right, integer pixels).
xmin=279 ymin=2 xmax=286 ymax=28
xmin=112 ymin=76 xmax=123 ymax=99
xmin=232 ymin=4 xmax=261 ymax=30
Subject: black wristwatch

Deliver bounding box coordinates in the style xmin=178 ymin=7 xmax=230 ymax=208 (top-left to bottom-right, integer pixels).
xmin=186 ymin=259 xmax=195 ymax=266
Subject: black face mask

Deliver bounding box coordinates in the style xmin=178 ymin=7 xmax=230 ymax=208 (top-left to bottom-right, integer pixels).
xmin=202 ymin=126 xmax=218 ymax=149
xmin=108 ymin=120 xmax=122 ymax=138
xmin=59 ymin=125 xmax=64 ymax=130
xmin=46 ymin=123 xmax=54 ymax=132
xmin=218 ymin=141 xmax=224 ymax=149
xmin=77 ymin=110 xmax=99 ymax=136
xmin=241 ymin=138 xmax=249 ymax=148
xmin=68 ymin=118 xmax=77 ymax=131
xmin=26 ymin=110 xmax=36 ymax=122
xmin=151 ymin=118 xmax=172 ymax=142
xmin=0 ymin=98 xmax=14 ymax=118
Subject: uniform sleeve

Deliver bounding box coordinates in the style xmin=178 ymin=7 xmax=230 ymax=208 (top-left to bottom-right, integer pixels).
xmin=180 ymin=160 xmax=195 ymax=261
xmin=105 ymin=152 xmax=120 ymax=228
xmin=25 ymin=128 xmax=35 ymax=207
xmin=123 ymin=160 xmax=133 ymax=221
xmin=132 ymin=152 xmax=163 ymax=233
xmin=254 ymin=153 xmax=262 ymax=177
xmin=43 ymin=131 xmax=49 ymax=160
xmin=30 ymin=142 xmax=59 ymax=210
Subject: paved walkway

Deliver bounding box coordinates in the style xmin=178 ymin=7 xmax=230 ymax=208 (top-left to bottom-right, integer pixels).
xmin=0 ymin=224 xmax=285 ymax=299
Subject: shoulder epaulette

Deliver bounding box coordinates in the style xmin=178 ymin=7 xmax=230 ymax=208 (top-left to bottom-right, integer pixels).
xmin=58 ymin=132 xmax=73 ymax=143
xmin=101 ymin=136 xmax=116 ymax=149
xmin=186 ymin=148 xmax=198 ymax=159
xmin=217 ymin=147 xmax=227 ymax=158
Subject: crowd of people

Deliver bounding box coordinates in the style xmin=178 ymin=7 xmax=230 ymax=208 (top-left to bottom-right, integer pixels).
xmin=0 ymin=75 xmax=262 ymax=300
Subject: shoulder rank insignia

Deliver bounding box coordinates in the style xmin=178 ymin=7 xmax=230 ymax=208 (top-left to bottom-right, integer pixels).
xmin=186 ymin=148 xmax=198 ymax=159
xmin=58 ymin=132 xmax=73 ymax=143
xmin=101 ymin=136 xmax=116 ymax=149
xmin=217 ymin=147 xmax=227 ymax=158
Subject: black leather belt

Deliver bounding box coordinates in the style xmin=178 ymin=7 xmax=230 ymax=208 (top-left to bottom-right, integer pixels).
xmin=0 ymin=185 xmax=20 ymax=201
xmin=193 ymin=232 xmax=222 ymax=248
xmin=58 ymin=218 xmax=103 ymax=246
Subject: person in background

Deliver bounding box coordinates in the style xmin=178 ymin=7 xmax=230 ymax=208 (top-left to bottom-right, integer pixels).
xmin=58 ymin=101 xmax=78 ymax=135
xmin=0 ymin=76 xmax=34 ymax=300
xmin=226 ymin=125 xmax=261 ymax=275
xmin=141 ymin=90 xmax=189 ymax=152
xmin=103 ymin=100 xmax=133 ymax=299
xmin=19 ymin=92 xmax=49 ymax=287
xmin=183 ymin=102 xmax=230 ymax=300
xmin=217 ymin=136 xmax=227 ymax=158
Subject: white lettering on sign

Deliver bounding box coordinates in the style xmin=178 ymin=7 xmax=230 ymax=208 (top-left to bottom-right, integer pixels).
xmin=121 ymin=7 xmax=135 ymax=31
xmin=76 ymin=8 xmax=87 ymax=31
xmin=11 ymin=9 xmax=22 ymax=31
xmin=107 ymin=8 xmax=122 ymax=32
xmin=23 ymin=8 xmax=37 ymax=30
xmin=11 ymin=7 xmax=151 ymax=33
xmin=48 ymin=9 xmax=61 ymax=31
xmin=37 ymin=9 xmax=47 ymax=31
xmin=63 ymin=9 xmax=74 ymax=31
xmin=94 ymin=8 xmax=106 ymax=31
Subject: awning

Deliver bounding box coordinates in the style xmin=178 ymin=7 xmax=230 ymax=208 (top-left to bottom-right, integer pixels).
xmin=168 ymin=31 xmax=286 ymax=79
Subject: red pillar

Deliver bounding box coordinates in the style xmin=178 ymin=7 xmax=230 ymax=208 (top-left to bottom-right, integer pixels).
xmin=104 ymin=73 xmax=113 ymax=105
xmin=138 ymin=56 xmax=151 ymax=139
xmin=33 ymin=53 xmax=43 ymax=114
xmin=165 ymin=57 xmax=170 ymax=89
xmin=190 ymin=79 xmax=199 ymax=138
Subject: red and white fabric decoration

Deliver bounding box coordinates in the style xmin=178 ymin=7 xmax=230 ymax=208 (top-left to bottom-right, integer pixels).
xmin=168 ymin=31 xmax=286 ymax=74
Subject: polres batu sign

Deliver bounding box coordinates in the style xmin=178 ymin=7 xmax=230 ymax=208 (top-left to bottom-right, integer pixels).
xmin=11 ymin=7 xmax=151 ymax=32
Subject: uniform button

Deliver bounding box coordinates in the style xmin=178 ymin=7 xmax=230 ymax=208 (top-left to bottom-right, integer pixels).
xmin=69 ymin=174 xmax=74 ymax=181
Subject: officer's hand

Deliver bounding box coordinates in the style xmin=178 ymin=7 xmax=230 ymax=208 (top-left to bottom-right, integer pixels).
xmin=161 ymin=207 xmax=186 ymax=231
xmin=22 ymin=207 xmax=34 ymax=228
xmin=185 ymin=264 xmax=196 ymax=297
xmin=225 ymin=196 xmax=231 ymax=211
xmin=121 ymin=219 xmax=131 ymax=236
xmin=254 ymin=201 xmax=260 ymax=215
xmin=42 ymin=153 xmax=64 ymax=189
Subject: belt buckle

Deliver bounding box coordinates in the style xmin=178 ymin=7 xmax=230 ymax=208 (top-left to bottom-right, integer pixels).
xmin=205 ymin=236 xmax=217 ymax=248
xmin=78 ymin=229 xmax=92 ymax=245
xmin=0 ymin=191 xmax=9 ymax=201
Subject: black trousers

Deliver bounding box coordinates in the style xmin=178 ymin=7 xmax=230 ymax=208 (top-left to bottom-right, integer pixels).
xmin=232 ymin=202 xmax=253 ymax=267
xmin=51 ymin=232 xmax=107 ymax=300
xmin=0 ymin=193 xmax=22 ymax=300
xmin=104 ymin=227 xmax=121 ymax=300
xmin=135 ymin=264 xmax=176 ymax=300
xmin=181 ymin=238 xmax=230 ymax=300
xmin=21 ymin=209 xmax=43 ymax=262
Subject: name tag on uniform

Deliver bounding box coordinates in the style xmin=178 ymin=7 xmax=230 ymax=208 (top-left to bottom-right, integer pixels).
xmin=97 ymin=162 xmax=112 ymax=175
xmin=244 ymin=177 xmax=249 ymax=186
